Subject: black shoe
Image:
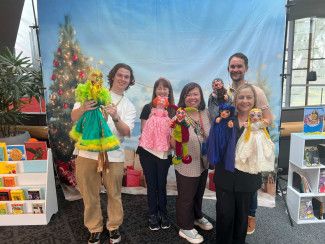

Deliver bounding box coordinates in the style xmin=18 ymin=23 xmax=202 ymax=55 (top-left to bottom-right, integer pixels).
xmin=88 ymin=229 xmax=109 ymax=244
xmin=160 ymin=214 xmax=171 ymax=229
xmin=88 ymin=232 xmax=101 ymax=244
xmin=109 ymin=228 xmax=121 ymax=243
xmin=148 ymin=214 xmax=160 ymax=231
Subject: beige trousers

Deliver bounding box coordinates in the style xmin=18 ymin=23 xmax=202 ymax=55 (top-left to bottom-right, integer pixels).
xmin=75 ymin=156 xmax=124 ymax=233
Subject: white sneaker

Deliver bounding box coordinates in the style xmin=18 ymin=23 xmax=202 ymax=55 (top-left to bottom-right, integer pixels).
xmin=179 ymin=229 xmax=204 ymax=244
xmin=194 ymin=217 xmax=213 ymax=231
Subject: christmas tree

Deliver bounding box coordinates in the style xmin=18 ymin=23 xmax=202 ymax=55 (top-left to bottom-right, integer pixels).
xmin=47 ymin=16 xmax=90 ymax=186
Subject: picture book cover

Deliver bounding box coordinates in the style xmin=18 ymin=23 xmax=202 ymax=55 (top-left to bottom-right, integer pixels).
xmin=10 ymin=189 xmax=25 ymax=201
xmin=28 ymin=188 xmax=41 ymax=200
xmin=0 ymin=203 xmax=7 ymax=214
xmin=3 ymin=176 xmax=16 ymax=187
xmin=0 ymin=189 xmax=10 ymax=201
xmin=32 ymin=203 xmax=44 ymax=214
xmin=0 ymin=142 xmax=8 ymax=161
xmin=25 ymin=141 xmax=47 ymax=160
xmin=11 ymin=203 xmax=24 ymax=214
xmin=0 ymin=162 xmax=17 ymax=174
xmin=303 ymin=107 xmax=325 ymax=133
xmin=6 ymin=145 xmax=27 ymax=161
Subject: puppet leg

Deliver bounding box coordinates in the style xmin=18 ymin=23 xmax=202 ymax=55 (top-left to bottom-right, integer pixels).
xmin=172 ymin=141 xmax=183 ymax=165
xmin=181 ymin=142 xmax=192 ymax=164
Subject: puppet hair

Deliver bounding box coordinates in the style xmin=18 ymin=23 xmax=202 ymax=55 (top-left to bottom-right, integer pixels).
xmin=244 ymin=108 xmax=270 ymax=142
xmin=152 ymin=96 xmax=169 ymax=108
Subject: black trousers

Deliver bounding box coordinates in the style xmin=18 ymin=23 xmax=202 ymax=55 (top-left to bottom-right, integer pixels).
xmin=138 ymin=147 xmax=171 ymax=216
xmin=175 ymin=169 xmax=208 ymax=230
xmin=215 ymin=188 xmax=252 ymax=244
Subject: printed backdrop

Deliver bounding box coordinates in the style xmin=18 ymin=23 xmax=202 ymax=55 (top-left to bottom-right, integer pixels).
xmin=39 ymin=0 xmax=285 ymax=205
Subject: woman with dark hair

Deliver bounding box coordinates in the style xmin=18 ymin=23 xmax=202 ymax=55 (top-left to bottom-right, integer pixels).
xmin=136 ymin=78 xmax=175 ymax=231
xmin=174 ymin=82 xmax=212 ymax=244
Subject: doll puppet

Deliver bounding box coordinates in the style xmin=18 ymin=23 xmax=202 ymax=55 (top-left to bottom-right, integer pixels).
xmin=70 ymin=69 xmax=120 ymax=172
xmin=235 ymin=108 xmax=275 ymax=174
xmin=170 ymin=107 xmax=197 ymax=165
xmin=139 ymin=96 xmax=171 ymax=152
xmin=207 ymin=78 xmax=231 ymax=122
xmin=207 ymin=103 xmax=236 ymax=171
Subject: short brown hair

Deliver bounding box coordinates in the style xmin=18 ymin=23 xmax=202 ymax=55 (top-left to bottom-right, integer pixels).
xmin=107 ymin=63 xmax=135 ymax=90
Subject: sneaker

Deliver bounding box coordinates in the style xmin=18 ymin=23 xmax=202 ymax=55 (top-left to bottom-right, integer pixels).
xmin=160 ymin=214 xmax=171 ymax=229
xmin=247 ymin=216 xmax=256 ymax=235
xmin=148 ymin=214 xmax=160 ymax=231
xmin=88 ymin=232 xmax=101 ymax=244
xmin=194 ymin=217 xmax=213 ymax=231
xmin=179 ymin=229 xmax=204 ymax=244
xmin=109 ymin=228 xmax=121 ymax=243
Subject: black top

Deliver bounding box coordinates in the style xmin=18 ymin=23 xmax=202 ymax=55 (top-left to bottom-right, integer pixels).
xmin=140 ymin=103 xmax=175 ymax=120
xmin=214 ymin=117 xmax=262 ymax=193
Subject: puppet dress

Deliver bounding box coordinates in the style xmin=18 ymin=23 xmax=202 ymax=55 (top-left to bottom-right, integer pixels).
xmin=139 ymin=108 xmax=171 ymax=152
xmin=207 ymin=117 xmax=236 ymax=172
xmin=235 ymin=121 xmax=274 ymax=174
xmin=69 ymin=81 xmax=120 ymax=152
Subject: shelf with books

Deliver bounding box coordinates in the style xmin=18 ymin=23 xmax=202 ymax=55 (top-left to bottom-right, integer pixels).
xmin=287 ymin=133 xmax=325 ymax=224
xmin=0 ymin=149 xmax=58 ymax=226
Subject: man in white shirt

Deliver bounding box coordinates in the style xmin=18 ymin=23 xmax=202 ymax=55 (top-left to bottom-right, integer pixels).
xmin=71 ymin=63 xmax=136 ymax=244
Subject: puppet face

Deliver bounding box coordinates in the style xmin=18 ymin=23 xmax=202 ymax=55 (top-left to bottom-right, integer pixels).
xmin=153 ymin=96 xmax=169 ymax=109
xmin=212 ymin=80 xmax=224 ymax=90
xmin=89 ymin=69 xmax=104 ymax=86
xmin=249 ymin=109 xmax=262 ymax=123
xmin=176 ymin=108 xmax=186 ymax=122
xmin=220 ymin=109 xmax=230 ymax=119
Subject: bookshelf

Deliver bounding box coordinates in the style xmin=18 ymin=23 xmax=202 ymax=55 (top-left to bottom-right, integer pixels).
xmin=287 ymin=133 xmax=325 ymax=224
xmin=0 ymin=149 xmax=58 ymax=225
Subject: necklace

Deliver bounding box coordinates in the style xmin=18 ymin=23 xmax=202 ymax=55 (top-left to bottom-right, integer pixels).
xmin=115 ymin=94 xmax=124 ymax=106
xmin=186 ymin=113 xmax=204 ymax=137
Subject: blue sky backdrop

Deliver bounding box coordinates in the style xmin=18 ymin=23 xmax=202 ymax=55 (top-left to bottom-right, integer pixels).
xmin=39 ymin=0 xmax=285 ymax=140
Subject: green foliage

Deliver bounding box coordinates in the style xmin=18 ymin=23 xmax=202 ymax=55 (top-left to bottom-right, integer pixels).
xmin=0 ymin=48 xmax=43 ymax=137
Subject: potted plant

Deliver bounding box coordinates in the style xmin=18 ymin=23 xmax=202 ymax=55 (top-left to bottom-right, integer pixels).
xmin=0 ymin=47 xmax=43 ymax=144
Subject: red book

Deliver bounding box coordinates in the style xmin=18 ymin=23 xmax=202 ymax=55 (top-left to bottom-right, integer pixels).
xmin=24 ymin=141 xmax=47 ymax=160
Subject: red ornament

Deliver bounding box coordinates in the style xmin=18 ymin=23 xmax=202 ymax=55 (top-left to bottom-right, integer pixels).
xmin=53 ymin=59 xmax=59 ymax=67
xmin=79 ymin=71 xmax=85 ymax=79
xmin=72 ymin=54 xmax=78 ymax=61
xmin=51 ymin=74 xmax=56 ymax=81
xmin=63 ymin=103 xmax=69 ymax=109
xmin=57 ymin=48 xmax=62 ymax=55
xmin=58 ymin=89 xmax=63 ymax=96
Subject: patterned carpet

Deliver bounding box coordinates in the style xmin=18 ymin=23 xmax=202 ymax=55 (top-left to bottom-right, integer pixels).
xmin=0 ymin=187 xmax=216 ymax=243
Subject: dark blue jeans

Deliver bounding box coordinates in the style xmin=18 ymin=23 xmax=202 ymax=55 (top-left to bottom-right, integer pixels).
xmin=248 ymin=191 xmax=257 ymax=217
xmin=138 ymin=147 xmax=171 ymax=216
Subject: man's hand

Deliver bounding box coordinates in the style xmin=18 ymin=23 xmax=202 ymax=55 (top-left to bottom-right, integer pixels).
xmin=82 ymin=100 xmax=97 ymax=112
xmin=103 ymin=103 xmax=119 ymax=121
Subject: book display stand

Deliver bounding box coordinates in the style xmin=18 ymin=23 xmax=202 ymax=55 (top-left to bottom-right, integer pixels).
xmin=0 ymin=149 xmax=58 ymax=225
xmin=287 ymin=133 xmax=325 ymax=224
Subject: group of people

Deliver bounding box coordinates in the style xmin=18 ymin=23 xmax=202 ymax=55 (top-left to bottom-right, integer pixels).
xmin=70 ymin=53 xmax=274 ymax=244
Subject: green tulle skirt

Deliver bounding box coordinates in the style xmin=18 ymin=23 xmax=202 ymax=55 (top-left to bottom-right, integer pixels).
xmin=70 ymin=108 xmax=120 ymax=151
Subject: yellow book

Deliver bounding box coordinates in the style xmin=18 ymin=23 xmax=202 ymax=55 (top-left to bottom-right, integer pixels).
xmin=0 ymin=143 xmax=8 ymax=161
xmin=11 ymin=203 xmax=24 ymax=214
xmin=10 ymin=189 xmax=25 ymax=201
xmin=0 ymin=162 xmax=17 ymax=174
xmin=0 ymin=203 xmax=7 ymax=215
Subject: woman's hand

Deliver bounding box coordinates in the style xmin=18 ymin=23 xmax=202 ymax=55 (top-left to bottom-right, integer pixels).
xmin=216 ymin=117 xmax=221 ymax=123
xmin=228 ymin=120 xmax=234 ymax=128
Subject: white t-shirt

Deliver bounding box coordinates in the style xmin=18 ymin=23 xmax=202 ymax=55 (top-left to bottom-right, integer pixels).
xmin=73 ymin=91 xmax=136 ymax=162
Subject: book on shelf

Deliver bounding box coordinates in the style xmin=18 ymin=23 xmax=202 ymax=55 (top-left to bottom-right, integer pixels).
xmin=0 ymin=162 xmax=17 ymax=174
xmin=0 ymin=203 xmax=7 ymax=214
xmin=32 ymin=203 xmax=44 ymax=214
xmin=303 ymin=107 xmax=324 ymax=133
xmin=2 ymin=176 xmax=16 ymax=187
xmin=11 ymin=203 xmax=24 ymax=214
xmin=319 ymin=169 xmax=325 ymax=193
xmin=10 ymin=189 xmax=25 ymax=201
xmin=6 ymin=145 xmax=27 ymax=161
xmin=292 ymin=172 xmax=312 ymax=193
xmin=28 ymin=188 xmax=41 ymax=200
xmin=0 ymin=189 xmax=10 ymax=201
xmin=299 ymin=198 xmax=315 ymax=220
xmin=0 ymin=142 xmax=8 ymax=161
xmin=317 ymin=144 xmax=325 ymax=165
xmin=24 ymin=141 xmax=47 ymax=160
xmin=312 ymin=197 xmax=325 ymax=220
xmin=0 ymin=176 xmax=3 ymax=187
xmin=304 ymin=146 xmax=320 ymax=167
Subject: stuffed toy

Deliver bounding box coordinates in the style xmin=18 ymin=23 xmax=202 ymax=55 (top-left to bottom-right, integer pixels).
xmin=170 ymin=106 xmax=197 ymax=165
xmin=235 ymin=108 xmax=275 ymax=174
xmin=69 ymin=68 xmax=120 ymax=172
xmin=139 ymin=96 xmax=171 ymax=152
xmin=207 ymin=103 xmax=236 ymax=172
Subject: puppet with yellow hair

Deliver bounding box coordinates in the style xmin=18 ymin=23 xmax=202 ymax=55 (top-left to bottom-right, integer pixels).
xmin=69 ymin=68 xmax=120 ymax=172
xmin=235 ymin=108 xmax=275 ymax=174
